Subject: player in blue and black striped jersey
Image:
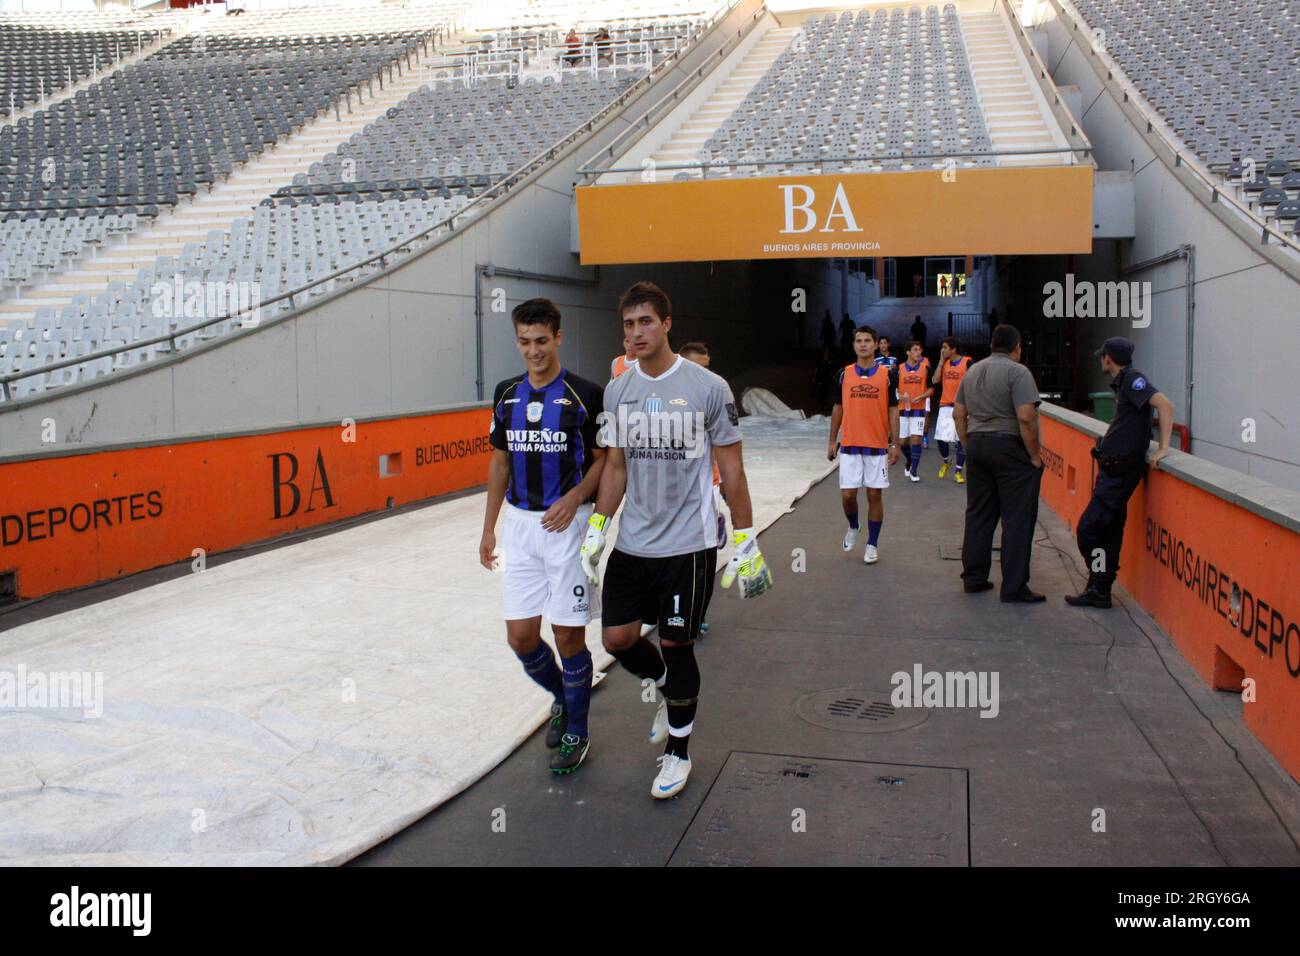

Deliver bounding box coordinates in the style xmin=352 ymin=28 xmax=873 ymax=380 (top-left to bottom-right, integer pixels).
xmin=480 ymin=298 xmax=606 ymax=775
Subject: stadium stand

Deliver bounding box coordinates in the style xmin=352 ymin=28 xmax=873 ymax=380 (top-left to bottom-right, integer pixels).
xmin=0 ymin=31 xmax=430 ymax=220
xmin=0 ymin=3 xmax=722 ymax=402
xmin=1065 ymin=0 xmax=1299 ymax=226
xmin=307 ymin=74 xmax=642 ymax=188
xmin=698 ymin=5 xmax=993 ymax=175
xmin=0 ymin=9 xmax=175 ymax=118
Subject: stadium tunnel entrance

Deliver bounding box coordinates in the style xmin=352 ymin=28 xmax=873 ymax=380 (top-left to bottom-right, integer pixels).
xmin=573 ymin=161 xmax=1097 ymax=419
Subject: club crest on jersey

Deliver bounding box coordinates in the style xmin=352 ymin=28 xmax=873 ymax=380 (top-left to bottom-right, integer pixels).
xmin=645 ymin=396 xmax=663 ymax=415
xmin=526 ymin=401 xmax=543 ymax=423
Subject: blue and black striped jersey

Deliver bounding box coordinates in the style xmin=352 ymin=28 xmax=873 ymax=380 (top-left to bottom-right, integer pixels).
xmin=489 ymin=368 xmax=604 ymax=511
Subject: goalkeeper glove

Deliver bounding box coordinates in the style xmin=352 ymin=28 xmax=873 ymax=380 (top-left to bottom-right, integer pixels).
xmin=720 ymin=527 xmax=773 ymax=599
xmin=579 ymin=513 xmax=608 ymax=586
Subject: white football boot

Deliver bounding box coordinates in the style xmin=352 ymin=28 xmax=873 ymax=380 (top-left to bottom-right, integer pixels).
xmin=652 ymin=751 xmax=692 ymax=799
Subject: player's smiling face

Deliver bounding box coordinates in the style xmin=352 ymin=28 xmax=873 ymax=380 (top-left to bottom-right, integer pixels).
xmin=515 ymin=323 xmax=561 ymax=377
xmin=622 ymin=303 xmax=671 ymax=361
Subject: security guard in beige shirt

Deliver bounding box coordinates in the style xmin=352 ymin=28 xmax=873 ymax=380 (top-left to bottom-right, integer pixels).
xmin=953 ymin=324 xmax=1046 ymax=603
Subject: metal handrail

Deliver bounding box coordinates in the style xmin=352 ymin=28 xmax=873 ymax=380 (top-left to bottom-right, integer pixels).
xmin=583 ymin=145 xmax=1092 ymax=178
xmin=0 ymin=1 xmax=742 ymax=401
xmin=1043 ymin=0 xmax=1300 ymax=257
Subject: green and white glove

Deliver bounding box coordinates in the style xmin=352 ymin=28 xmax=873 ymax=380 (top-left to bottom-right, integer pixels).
xmin=579 ymin=513 xmax=608 ymax=586
xmin=720 ymin=527 xmax=773 ymax=599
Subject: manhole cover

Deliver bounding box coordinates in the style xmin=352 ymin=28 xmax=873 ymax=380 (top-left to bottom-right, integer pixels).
xmin=669 ymin=753 xmax=968 ymax=866
xmin=795 ymin=687 xmax=929 ymax=734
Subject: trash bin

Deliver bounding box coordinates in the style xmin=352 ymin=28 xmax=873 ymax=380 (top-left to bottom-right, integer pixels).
xmin=1089 ymin=391 xmax=1116 ymax=423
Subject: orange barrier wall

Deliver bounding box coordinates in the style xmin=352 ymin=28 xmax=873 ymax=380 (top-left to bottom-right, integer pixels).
xmin=0 ymin=406 xmax=492 ymax=601
xmin=1039 ymin=413 xmax=1300 ymax=782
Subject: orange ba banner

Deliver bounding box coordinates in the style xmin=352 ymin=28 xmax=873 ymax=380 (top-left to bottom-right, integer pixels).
xmin=577 ymin=166 xmax=1094 ymax=264
xmin=0 ymin=406 xmax=492 ymax=601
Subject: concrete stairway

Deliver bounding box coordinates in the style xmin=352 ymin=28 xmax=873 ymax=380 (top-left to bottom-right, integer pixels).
xmin=646 ymin=25 xmax=797 ymax=177
xmin=0 ymin=61 xmax=432 ymax=324
xmin=960 ymin=11 xmax=1060 ymax=166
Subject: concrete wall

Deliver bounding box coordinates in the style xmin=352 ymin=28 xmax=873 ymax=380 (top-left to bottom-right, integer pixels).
xmin=1033 ymin=2 xmax=1300 ymax=490
xmin=0 ymin=0 xmax=769 ymax=453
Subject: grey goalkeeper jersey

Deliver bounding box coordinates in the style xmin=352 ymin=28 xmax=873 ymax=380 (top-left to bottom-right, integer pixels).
xmin=600 ymin=355 xmax=741 ymax=557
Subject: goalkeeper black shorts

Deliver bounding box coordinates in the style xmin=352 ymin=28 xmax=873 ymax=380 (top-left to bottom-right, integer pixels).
xmin=602 ymin=547 xmax=717 ymax=642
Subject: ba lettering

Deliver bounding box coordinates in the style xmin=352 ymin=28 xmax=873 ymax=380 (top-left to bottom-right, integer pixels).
xmin=269 ymin=449 xmax=336 ymax=519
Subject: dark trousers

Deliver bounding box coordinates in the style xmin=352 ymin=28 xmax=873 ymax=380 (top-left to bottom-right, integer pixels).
xmin=1076 ymin=466 xmax=1143 ymax=590
xmin=961 ymin=433 xmax=1043 ymax=597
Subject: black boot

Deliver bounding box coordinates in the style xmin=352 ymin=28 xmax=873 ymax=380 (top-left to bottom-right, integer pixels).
xmin=1065 ymin=574 xmax=1112 ymax=609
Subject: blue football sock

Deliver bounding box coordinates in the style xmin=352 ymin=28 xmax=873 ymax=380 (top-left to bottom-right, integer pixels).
xmin=868 ymin=519 xmax=882 ymax=546
xmin=910 ymin=444 xmax=922 ymax=471
xmin=937 ymin=440 xmax=950 ymax=461
xmin=956 ymin=441 xmax=965 ymax=469
xmin=517 ymin=642 xmax=564 ymax=704
xmin=847 ymin=511 xmax=860 ymax=530
xmin=561 ymin=649 xmax=593 ymax=739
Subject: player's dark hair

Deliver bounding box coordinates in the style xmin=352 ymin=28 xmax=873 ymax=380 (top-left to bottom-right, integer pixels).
xmin=941 ymin=335 xmax=959 ymax=352
xmin=854 ymin=324 xmax=876 ymax=340
xmin=679 ymin=341 xmax=709 ymax=357
xmin=618 ymin=281 xmax=672 ymax=322
xmin=990 ymin=324 xmax=1021 ymax=354
xmin=908 ymin=340 xmax=924 ymax=351
xmin=511 ymin=297 xmax=562 ymax=333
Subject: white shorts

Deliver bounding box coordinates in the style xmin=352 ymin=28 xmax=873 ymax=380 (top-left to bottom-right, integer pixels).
xmin=500 ymin=503 xmax=597 ymax=626
xmin=838 ymin=452 xmax=890 ymax=490
xmin=900 ymin=414 xmax=927 ymax=439
xmin=935 ymin=406 xmax=959 ymax=442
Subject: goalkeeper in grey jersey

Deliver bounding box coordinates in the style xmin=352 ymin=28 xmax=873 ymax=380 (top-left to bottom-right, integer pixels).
xmin=579 ymin=281 xmax=773 ymax=800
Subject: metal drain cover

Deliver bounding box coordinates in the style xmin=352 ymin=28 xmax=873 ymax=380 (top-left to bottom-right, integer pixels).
xmin=669 ymin=752 xmax=969 ymax=866
xmin=795 ymin=687 xmax=929 ymax=734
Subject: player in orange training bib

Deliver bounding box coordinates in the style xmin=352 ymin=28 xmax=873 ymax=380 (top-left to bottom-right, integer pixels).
xmin=827 ymin=325 xmax=900 ymax=565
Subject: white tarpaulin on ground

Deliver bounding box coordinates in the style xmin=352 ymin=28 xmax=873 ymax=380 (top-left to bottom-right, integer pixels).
xmin=0 ymin=414 xmax=833 ymax=866
xmin=741 ymin=386 xmax=807 ymax=420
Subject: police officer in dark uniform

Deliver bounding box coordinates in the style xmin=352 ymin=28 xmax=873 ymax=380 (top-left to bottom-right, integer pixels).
xmin=1066 ymin=337 xmax=1175 ymax=609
